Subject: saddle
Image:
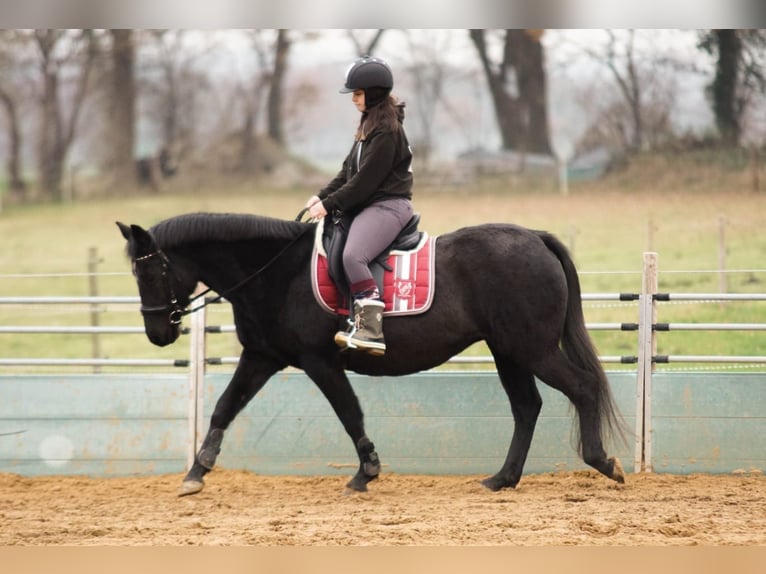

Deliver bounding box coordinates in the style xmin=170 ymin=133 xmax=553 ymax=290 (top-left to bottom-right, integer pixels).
xmin=310 ymin=211 xmax=436 ymax=316
xmin=322 ymin=211 xmax=422 ymax=296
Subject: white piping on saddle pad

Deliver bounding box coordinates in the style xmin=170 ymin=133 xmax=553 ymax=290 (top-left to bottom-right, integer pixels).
xmin=314 ymin=216 xmax=327 ymax=257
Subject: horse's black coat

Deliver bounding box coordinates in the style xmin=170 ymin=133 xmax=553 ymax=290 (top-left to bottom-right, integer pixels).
xmin=118 ymin=212 xmax=625 ymax=495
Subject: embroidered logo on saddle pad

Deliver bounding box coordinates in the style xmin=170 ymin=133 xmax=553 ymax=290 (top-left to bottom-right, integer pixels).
xmin=311 ymin=234 xmax=437 ymax=316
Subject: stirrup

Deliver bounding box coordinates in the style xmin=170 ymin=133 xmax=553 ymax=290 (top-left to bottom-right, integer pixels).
xmin=334 ymin=318 xmax=358 ymax=350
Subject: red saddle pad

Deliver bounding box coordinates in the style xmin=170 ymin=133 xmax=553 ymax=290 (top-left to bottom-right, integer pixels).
xmin=311 ymin=234 xmax=436 ymax=316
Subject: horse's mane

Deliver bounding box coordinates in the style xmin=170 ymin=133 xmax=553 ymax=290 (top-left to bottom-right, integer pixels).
xmin=149 ymin=212 xmax=310 ymax=250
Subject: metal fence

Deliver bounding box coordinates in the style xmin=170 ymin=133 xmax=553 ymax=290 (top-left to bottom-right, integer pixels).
xmin=1 ymin=252 xmax=765 ymax=473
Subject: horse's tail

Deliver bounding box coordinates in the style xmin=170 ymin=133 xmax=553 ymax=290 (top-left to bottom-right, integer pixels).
xmin=537 ymin=231 xmax=626 ymax=451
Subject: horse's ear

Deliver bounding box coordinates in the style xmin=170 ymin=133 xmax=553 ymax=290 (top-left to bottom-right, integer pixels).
xmin=129 ymin=224 xmax=156 ymax=254
xmin=116 ymin=221 xmax=132 ymax=240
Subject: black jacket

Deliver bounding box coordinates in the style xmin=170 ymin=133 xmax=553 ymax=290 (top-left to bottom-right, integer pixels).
xmin=318 ymin=107 xmax=413 ymax=214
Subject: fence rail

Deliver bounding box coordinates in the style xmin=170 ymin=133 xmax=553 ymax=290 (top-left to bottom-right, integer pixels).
xmin=1 ymin=287 xmax=765 ymax=370
xmin=2 ymin=296 xmax=765 ymax=366
xmin=0 ymin=326 xmax=147 ymax=334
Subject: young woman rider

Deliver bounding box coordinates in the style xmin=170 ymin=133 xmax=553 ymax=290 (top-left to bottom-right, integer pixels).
xmin=305 ymin=56 xmax=414 ymax=355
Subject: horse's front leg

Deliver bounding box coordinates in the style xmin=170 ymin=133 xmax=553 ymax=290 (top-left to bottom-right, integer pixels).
xmin=179 ymin=353 xmax=282 ymax=496
xmin=349 ymin=435 xmax=381 ymax=492
xmin=302 ymin=356 xmax=381 ymax=493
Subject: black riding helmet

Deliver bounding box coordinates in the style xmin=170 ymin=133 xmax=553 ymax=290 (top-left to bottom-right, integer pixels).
xmin=339 ymin=56 xmax=393 ymax=109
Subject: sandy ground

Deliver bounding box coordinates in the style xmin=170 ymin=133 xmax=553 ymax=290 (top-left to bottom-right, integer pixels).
xmin=1 ymin=468 xmax=764 ymax=546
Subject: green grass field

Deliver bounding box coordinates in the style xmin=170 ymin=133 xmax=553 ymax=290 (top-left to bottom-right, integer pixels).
xmin=2 ymin=156 xmax=765 ymax=373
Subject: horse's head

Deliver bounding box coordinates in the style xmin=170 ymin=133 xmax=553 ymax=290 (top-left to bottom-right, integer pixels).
xmin=117 ymin=221 xmax=193 ymax=347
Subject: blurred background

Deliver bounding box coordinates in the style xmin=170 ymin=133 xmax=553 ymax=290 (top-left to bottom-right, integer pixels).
xmin=0 ymin=28 xmax=764 ymax=203
xmin=1 ymin=29 xmax=765 ymax=371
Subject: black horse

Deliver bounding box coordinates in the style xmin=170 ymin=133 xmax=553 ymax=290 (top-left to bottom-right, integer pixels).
xmin=117 ymin=212 xmax=625 ymax=496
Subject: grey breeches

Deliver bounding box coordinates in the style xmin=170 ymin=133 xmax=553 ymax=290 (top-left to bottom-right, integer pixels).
xmin=343 ymin=197 xmax=414 ymax=295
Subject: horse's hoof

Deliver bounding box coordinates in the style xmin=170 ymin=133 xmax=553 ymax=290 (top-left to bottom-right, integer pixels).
xmin=610 ymin=457 xmax=626 ymax=484
xmin=178 ymin=480 xmax=205 ymax=497
xmin=344 ymin=479 xmax=369 ymax=494
xmin=343 ymin=486 xmax=364 ymax=496
xmin=481 ymin=476 xmax=508 ymax=491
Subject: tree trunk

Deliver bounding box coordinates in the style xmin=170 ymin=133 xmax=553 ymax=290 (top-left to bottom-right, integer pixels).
xmin=266 ymin=29 xmax=290 ymax=146
xmin=469 ymin=30 xmax=522 ymax=151
xmin=37 ymin=31 xmax=64 ymax=200
xmin=508 ymin=29 xmax=551 ymax=155
xmin=0 ymin=88 xmax=27 ymax=199
xmin=109 ymin=29 xmax=136 ymax=191
xmin=604 ymin=30 xmax=644 ymax=152
xmin=712 ymin=29 xmax=742 ymax=146
xmin=35 ymin=29 xmax=96 ymax=201
xmin=238 ymin=107 xmax=258 ymax=174
xmin=469 ymin=29 xmax=552 ymax=155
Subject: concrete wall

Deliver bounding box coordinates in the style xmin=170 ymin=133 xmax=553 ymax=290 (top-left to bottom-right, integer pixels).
xmin=649 ymin=372 xmax=766 ymax=473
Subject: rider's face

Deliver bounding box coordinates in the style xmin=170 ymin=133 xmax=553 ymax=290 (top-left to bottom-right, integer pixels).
xmin=352 ymin=90 xmax=366 ymax=112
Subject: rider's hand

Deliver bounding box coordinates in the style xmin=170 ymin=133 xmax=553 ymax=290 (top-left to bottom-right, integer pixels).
xmin=305 ymin=195 xmax=321 ymax=209
xmin=308 ymin=200 xmax=327 ymax=219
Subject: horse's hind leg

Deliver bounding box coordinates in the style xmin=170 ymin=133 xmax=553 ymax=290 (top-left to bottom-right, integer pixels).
xmin=482 ymin=355 xmax=542 ymax=491
xmin=179 ymin=354 xmax=281 ymax=496
xmin=532 ymin=349 xmax=624 ymax=483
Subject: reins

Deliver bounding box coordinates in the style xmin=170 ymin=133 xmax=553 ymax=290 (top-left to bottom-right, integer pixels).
xmin=181 ymin=224 xmax=313 ymax=317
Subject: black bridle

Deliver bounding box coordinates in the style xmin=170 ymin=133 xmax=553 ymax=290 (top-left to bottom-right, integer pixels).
xmin=132 ymin=223 xmax=313 ymax=327
xmin=133 ymin=249 xmax=186 ymax=325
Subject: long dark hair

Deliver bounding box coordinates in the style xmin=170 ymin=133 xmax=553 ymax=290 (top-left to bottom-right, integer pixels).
xmin=357 ymin=95 xmax=403 ymax=140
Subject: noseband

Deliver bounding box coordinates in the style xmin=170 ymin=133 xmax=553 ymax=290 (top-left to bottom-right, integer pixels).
xmin=133 ymin=250 xmax=185 ymax=326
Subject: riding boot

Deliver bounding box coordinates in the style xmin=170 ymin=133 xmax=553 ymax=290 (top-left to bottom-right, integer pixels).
xmin=334 ymin=298 xmax=386 ymax=356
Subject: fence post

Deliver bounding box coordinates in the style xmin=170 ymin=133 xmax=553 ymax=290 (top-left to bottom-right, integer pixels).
xmin=635 ymin=252 xmax=658 ymax=473
xmin=186 ymin=295 xmax=207 ymax=470
xmin=87 ymin=246 xmax=102 ymax=373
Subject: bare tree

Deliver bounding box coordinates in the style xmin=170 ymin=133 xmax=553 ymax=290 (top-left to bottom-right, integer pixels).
xmin=346 ymin=30 xmax=386 ymax=56
xmin=235 ymin=79 xmax=265 ymax=175
xmin=602 ymin=30 xmax=644 ymax=151
xmin=469 ymin=29 xmax=552 ymax=155
xmin=266 ymin=29 xmax=290 ymax=146
xmin=403 ymin=30 xmax=451 ymax=171
xmin=139 ymin=30 xmax=215 ymax=170
xmin=34 ymin=29 xmax=97 ymax=201
xmin=568 ymin=30 xmax=681 ymax=154
xmin=108 ymin=29 xmax=136 ymax=190
xmin=0 ymin=88 xmax=25 ymax=197
xmin=0 ymin=30 xmax=30 ymax=199
xmin=232 ymin=29 xmax=290 ymax=174
xmin=227 ymin=29 xmax=318 ymax=176
xmin=698 ymin=30 xmax=766 ymax=146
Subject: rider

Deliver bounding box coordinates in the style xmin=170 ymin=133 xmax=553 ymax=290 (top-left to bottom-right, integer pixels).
xmin=305 ymin=55 xmax=414 ymax=356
